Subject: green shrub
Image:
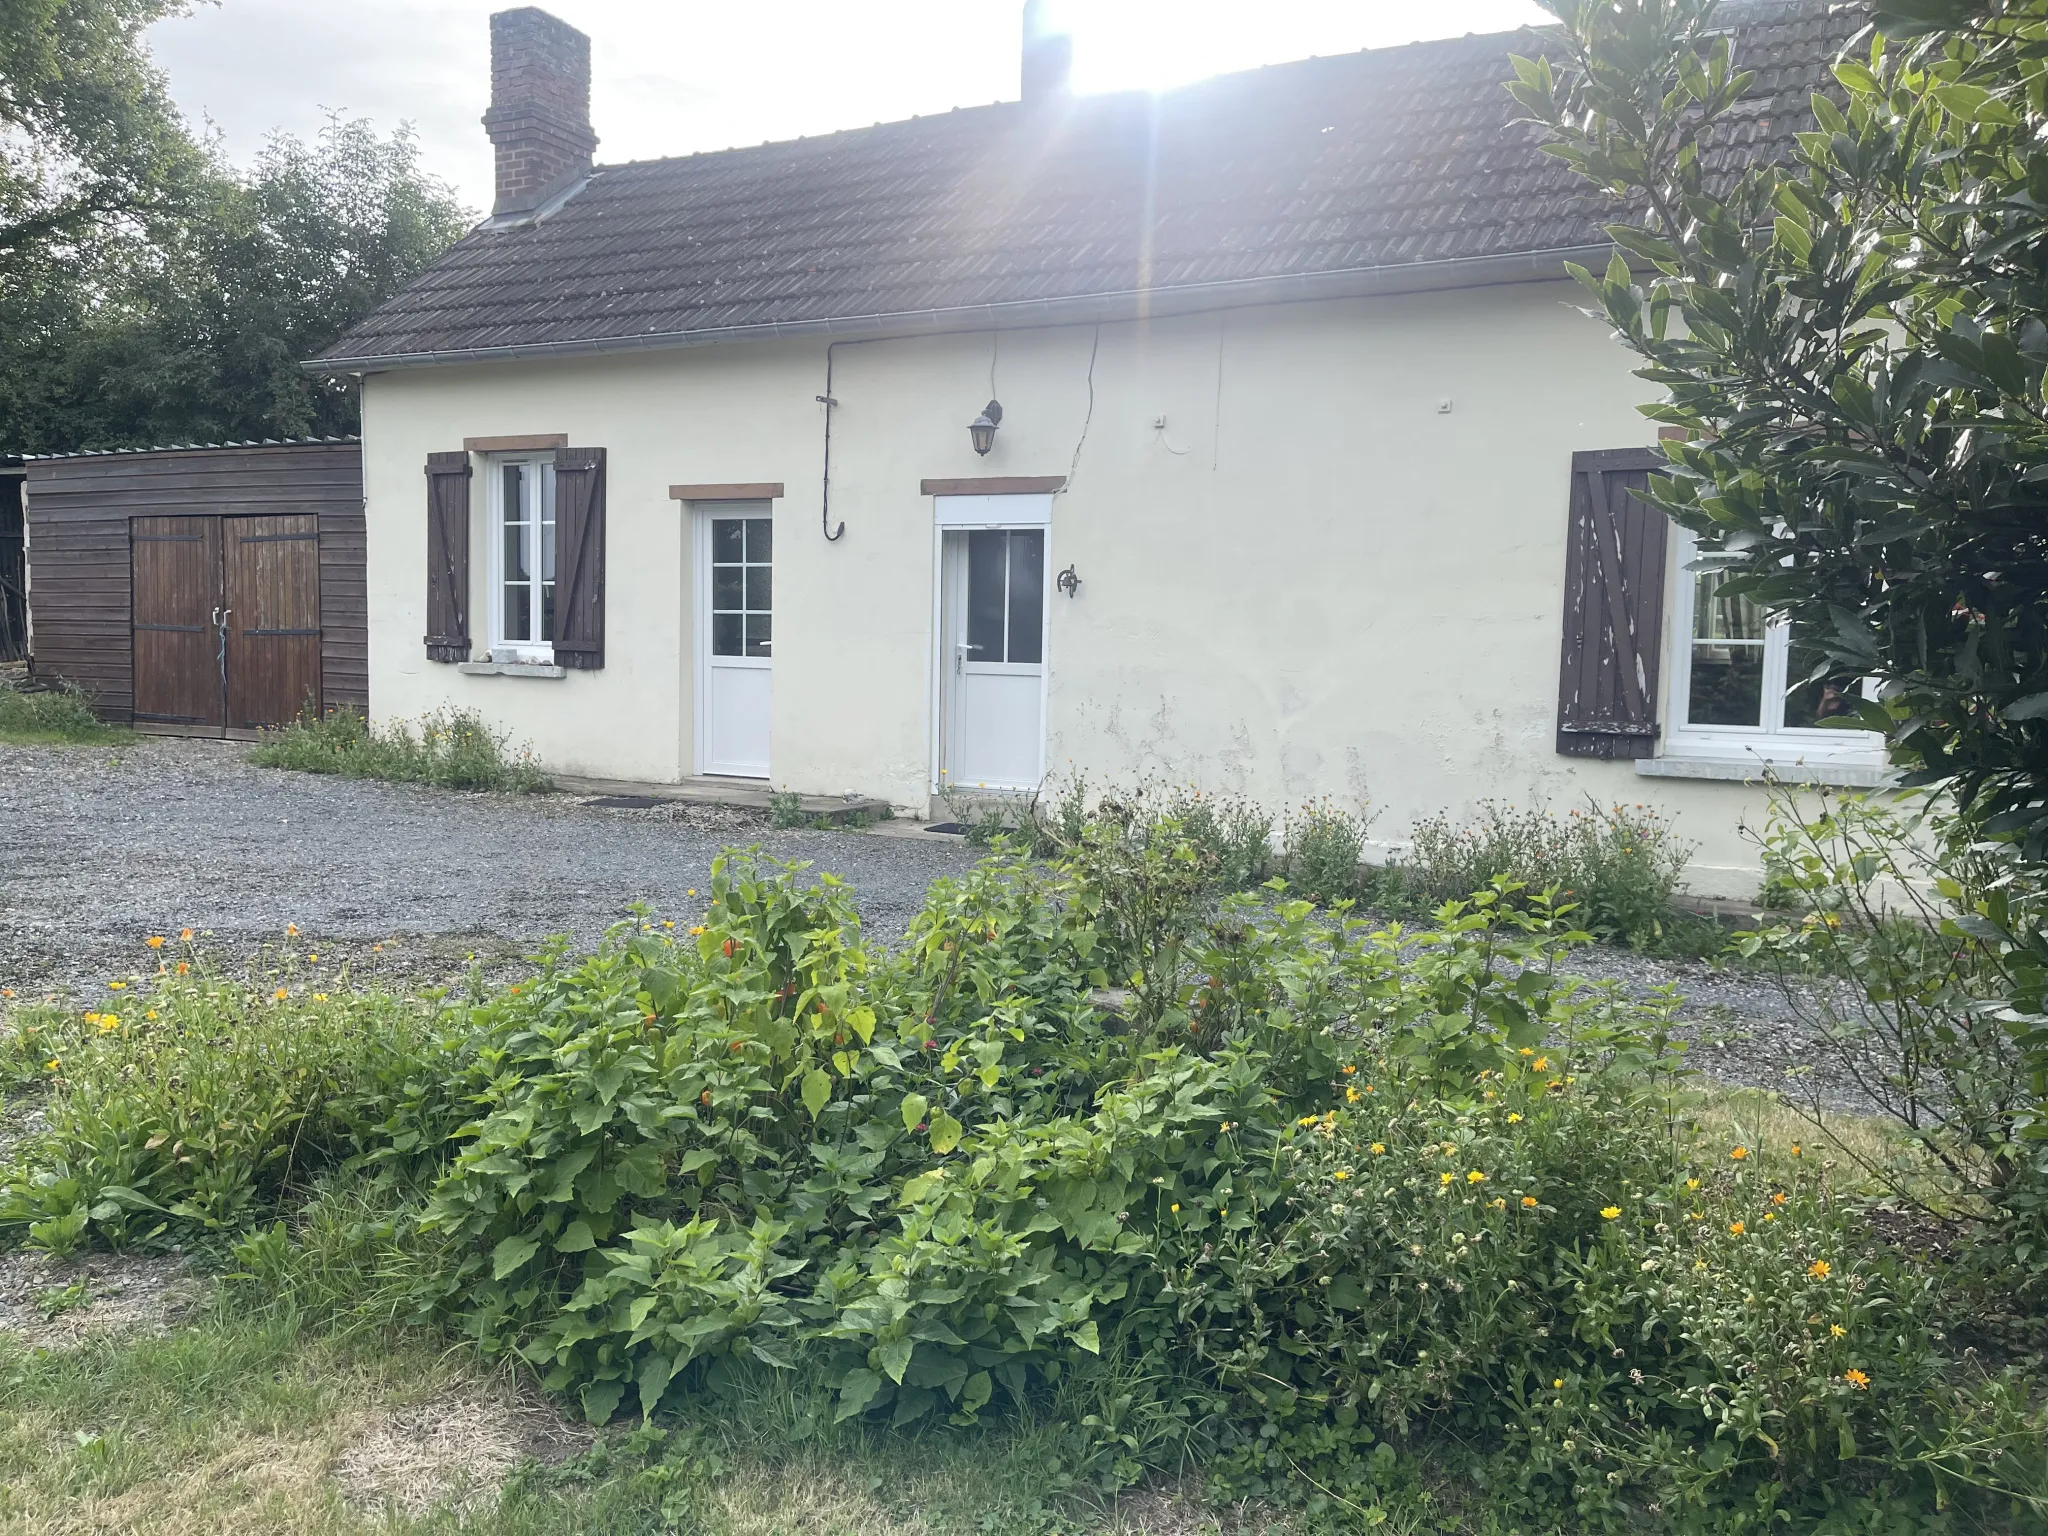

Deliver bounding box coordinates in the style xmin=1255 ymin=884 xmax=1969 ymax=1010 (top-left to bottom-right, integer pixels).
xmin=1031 ymin=778 xmax=1277 ymax=893
xmin=248 ymin=704 xmax=551 ymax=792
xmin=0 ymin=943 xmax=430 ymax=1253
xmin=1402 ymin=799 xmax=1694 ymax=944
xmin=0 ymin=677 xmax=121 ymax=744
xmin=5 ymin=844 xmax=2043 ymax=1528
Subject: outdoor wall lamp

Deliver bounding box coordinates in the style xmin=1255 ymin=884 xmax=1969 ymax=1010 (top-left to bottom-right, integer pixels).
xmin=968 ymin=399 xmax=1003 ymax=456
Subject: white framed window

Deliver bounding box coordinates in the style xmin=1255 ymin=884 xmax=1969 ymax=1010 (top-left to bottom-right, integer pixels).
xmin=488 ymin=456 xmax=557 ymax=663
xmin=1664 ymin=530 xmax=1882 ymax=763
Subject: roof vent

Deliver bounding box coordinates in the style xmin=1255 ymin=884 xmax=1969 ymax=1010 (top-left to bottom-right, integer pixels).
xmin=1021 ymin=0 xmax=1072 ymax=102
xmin=484 ymin=7 xmax=598 ymax=219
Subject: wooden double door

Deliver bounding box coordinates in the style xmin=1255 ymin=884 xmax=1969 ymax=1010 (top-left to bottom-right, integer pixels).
xmin=132 ymin=514 xmax=321 ymax=732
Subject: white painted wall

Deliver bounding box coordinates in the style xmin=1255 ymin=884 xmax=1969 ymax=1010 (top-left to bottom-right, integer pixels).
xmin=359 ymin=280 xmax=1815 ymax=897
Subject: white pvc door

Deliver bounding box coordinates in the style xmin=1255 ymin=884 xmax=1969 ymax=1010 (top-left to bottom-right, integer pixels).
xmin=941 ymin=527 xmax=1046 ymax=791
xmin=698 ymin=507 xmax=771 ymax=778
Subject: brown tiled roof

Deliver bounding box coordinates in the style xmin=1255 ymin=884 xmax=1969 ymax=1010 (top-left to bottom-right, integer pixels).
xmin=318 ymin=0 xmax=1864 ymax=368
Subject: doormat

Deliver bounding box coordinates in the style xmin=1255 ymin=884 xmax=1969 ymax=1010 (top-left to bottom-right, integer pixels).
xmin=585 ymin=794 xmax=670 ymax=810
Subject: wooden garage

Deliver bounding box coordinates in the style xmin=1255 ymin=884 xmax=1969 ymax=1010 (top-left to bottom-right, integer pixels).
xmin=23 ymin=441 xmax=366 ymax=733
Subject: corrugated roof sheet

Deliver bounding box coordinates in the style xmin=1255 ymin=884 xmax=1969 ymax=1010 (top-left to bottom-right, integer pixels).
xmin=24 ymin=437 xmax=360 ymax=461
xmin=320 ymin=0 xmax=1864 ymax=367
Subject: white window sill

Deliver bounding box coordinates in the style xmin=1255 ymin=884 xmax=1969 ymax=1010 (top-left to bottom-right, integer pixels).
xmin=456 ymin=660 xmax=566 ymax=679
xmin=1636 ymin=755 xmax=1895 ymax=789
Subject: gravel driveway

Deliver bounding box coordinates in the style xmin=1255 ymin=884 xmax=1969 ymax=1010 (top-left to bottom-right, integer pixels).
xmin=0 ymin=737 xmax=1858 ymax=1105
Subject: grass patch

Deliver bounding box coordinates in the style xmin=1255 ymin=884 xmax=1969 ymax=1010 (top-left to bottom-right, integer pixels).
xmin=0 ymin=678 xmax=126 ymax=747
xmin=248 ymin=707 xmax=551 ymax=794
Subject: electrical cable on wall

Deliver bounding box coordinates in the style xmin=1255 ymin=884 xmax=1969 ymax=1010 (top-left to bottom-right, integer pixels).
xmin=1059 ymin=324 xmax=1101 ymax=496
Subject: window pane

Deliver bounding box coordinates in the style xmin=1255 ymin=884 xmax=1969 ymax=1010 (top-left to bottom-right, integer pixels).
xmin=966 ymin=530 xmax=1006 ymax=662
xmin=745 ymin=565 xmax=772 ymax=613
xmin=1688 ymin=642 xmax=1764 ymax=726
xmin=746 ymin=518 xmax=772 ymax=562
xmin=746 ymin=612 xmax=772 ymax=658
xmin=502 ymin=463 xmax=525 ymax=525
xmin=1006 ymin=530 xmax=1044 ymax=665
xmin=502 ymin=583 xmax=530 ymax=642
xmin=712 ymin=566 xmax=743 ymax=610
xmin=712 ymin=612 xmax=742 ymax=656
xmin=540 ymin=581 xmax=555 ymax=643
xmin=1692 ymin=570 xmax=1764 ymax=642
xmin=539 ymin=510 xmax=556 ymax=583
xmin=712 ymin=519 xmax=744 ymax=561
xmin=1784 ymin=632 xmax=1860 ymax=729
xmin=503 ymin=521 xmax=529 ymax=583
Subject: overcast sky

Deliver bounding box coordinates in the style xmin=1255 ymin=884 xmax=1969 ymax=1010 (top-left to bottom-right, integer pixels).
xmin=148 ymin=0 xmax=1554 ymax=216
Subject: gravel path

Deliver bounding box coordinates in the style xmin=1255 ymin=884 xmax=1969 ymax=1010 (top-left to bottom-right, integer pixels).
xmin=0 ymin=737 xmax=1853 ymax=1104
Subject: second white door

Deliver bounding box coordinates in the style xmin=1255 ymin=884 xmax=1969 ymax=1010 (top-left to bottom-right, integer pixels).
xmin=941 ymin=526 xmax=1046 ymax=791
xmin=698 ymin=506 xmax=772 ymax=778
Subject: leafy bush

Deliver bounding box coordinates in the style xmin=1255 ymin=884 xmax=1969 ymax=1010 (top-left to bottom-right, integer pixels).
xmin=1402 ymin=800 xmax=1694 ymax=945
xmin=1282 ymin=798 xmax=1366 ymax=905
xmin=0 ymin=943 xmax=429 ymax=1253
xmin=0 ymin=677 xmax=120 ymax=744
xmin=248 ymin=704 xmax=551 ymax=792
xmin=1741 ymin=792 xmax=2048 ymax=1299
xmin=4 ymin=846 xmax=2042 ymax=1527
xmin=1032 ymin=779 xmax=1282 ymax=896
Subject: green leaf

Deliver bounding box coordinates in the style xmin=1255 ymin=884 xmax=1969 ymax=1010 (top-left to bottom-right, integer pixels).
xmin=835 ymin=1368 xmax=886 ymax=1421
xmin=555 ymin=1220 xmax=595 ymax=1253
xmin=802 ymin=1068 xmax=832 ymax=1119
xmin=2006 ymin=693 xmax=2048 ymax=722
xmin=492 ymin=1233 xmax=541 ymax=1280
xmin=638 ymin=1353 xmax=675 ymax=1418
xmin=928 ymin=1110 xmax=963 ymax=1156
xmin=580 ymin=1380 xmax=625 ymax=1425
xmin=878 ymin=1336 xmax=914 ymax=1385
xmin=1071 ymin=1318 xmax=1100 ymax=1355
xmin=901 ymin=1093 xmax=930 ymax=1133
xmin=960 ymin=1370 xmax=993 ymax=1415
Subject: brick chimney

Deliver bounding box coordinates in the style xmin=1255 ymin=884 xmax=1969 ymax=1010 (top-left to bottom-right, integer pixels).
xmin=483 ymin=8 xmax=597 ymax=218
xmin=1020 ymin=0 xmax=1072 ymax=101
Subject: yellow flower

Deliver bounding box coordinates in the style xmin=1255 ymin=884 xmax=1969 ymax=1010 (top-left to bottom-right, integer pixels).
xmin=1601 ymin=1206 xmax=1621 ymax=1220
xmin=1490 ymin=1198 xmax=1506 ymax=1209
xmin=687 ymin=889 xmax=697 ymax=897
xmin=1440 ymin=1172 xmax=1455 ymax=1186
xmin=1762 ymin=1212 xmax=1776 ymax=1222
xmin=98 ymin=1015 xmax=119 ymax=1031
xmin=1333 ymin=1170 xmax=1351 ymax=1181
xmin=308 ymin=952 xmax=318 ymax=961
xmin=1686 ymin=1178 xmax=1700 ymax=1190
xmin=1843 ymin=1369 xmax=1869 ymax=1390
xmin=1370 ymin=1143 xmax=1386 ymax=1155
xmin=1730 ymin=1146 xmax=1749 ymax=1161
xmin=1170 ymin=1203 xmax=1180 ymax=1213
xmin=145 ymin=935 xmax=165 ymax=949
xmin=1830 ymin=1323 xmax=1846 ymax=1338
xmin=1345 ymin=1086 xmax=1361 ymax=1103
xmin=1522 ymin=1196 xmax=1539 ymax=1208
xmin=1466 ymin=1170 xmax=1486 ymax=1184
xmin=107 ymin=980 xmax=126 ymax=990
xmin=1729 ymin=1221 xmax=1746 ymax=1235
xmin=662 ymin=920 xmax=675 ymax=929
xmin=1340 ymin=1064 xmax=1356 ymax=1075
xmin=273 ymin=987 xmax=289 ymax=1001
xmin=689 ymin=926 xmax=707 ymax=936
xmin=83 ymin=1012 xmax=101 ymax=1025
xmin=145 ymin=1010 xmax=157 ymax=1020
xmin=1809 ymin=1260 xmax=1831 ymax=1279
xmin=1519 ymin=1047 xmax=1534 ymax=1057
xmin=1506 ymin=1112 xmax=1522 ymax=1124
xmin=1552 ymin=1378 xmax=1563 ymax=1389
xmin=1532 ymin=1056 xmax=1549 ymax=1072
xmin=313 ymin=993 xmax=328 ymax=1003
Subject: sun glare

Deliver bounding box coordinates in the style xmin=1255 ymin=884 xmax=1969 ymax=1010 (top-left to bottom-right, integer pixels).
xmin=1063 ymin=0 xmax=1552 ymax=95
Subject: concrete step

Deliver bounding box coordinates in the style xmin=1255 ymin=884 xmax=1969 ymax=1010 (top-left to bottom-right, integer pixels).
xmin=553 ymin=774 xmax=892 ymax=826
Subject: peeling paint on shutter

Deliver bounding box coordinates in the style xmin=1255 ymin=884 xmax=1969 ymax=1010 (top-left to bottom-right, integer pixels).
xmin=1556 ymin=449 xmax=1668 ymax=760
xmin=424 ymin=452 xmax=472 ymax=663
xmin=553 ymin=446 xmax=605 ymax=670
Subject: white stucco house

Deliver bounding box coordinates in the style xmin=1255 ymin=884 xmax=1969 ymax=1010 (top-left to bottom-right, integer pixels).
xmin=312 ymin=0 xmax=1882 ymax=898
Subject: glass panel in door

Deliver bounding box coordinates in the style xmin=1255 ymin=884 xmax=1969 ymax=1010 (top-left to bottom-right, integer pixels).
xmin=945 ymin=526 xmax=1047 ymax=791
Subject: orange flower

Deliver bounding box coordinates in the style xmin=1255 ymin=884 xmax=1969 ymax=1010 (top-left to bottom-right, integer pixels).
xmin=179 ymin=928 xmax=194 ymax=941
xmin=273 ymin=987 xmax=289 ymax=1001
xmin=1843 ymin=1369 xmax=1870 ymax=1390
xmin=1772 ymin=1192 xmax=1786 ymax=1206
xmin=1522 ymin=1196 xmax=1539 ymax=1208
xmin=1340 ymin=1064 xmax=1356 ymax=1075
xmin=176 ymin=961 xmax=190 ymax=975
xmin=145 ymin=935 xmax=165 ymax=949
xmin=1808 ymin=1260 xmax=1831 ymax=1279
xmin=1729 ymin=1221 xmax=1746 ymax=1235
xmin=1730 ymin=1146 xmax=1749 ymax=1161
xmin=285 ymin=923 xmax=299 ymax=937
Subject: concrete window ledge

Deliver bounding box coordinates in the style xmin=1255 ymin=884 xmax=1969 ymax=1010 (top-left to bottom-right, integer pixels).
xmin=1635 ymin=756 xmax=1896 ymax=789
xmin=456 ymin=660 xmax=566 ymax=680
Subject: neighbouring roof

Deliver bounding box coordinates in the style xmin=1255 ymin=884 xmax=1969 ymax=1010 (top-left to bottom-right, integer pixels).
xmin=317 ymin=0 xmax=1865 ymax=371
xmin=23 ymin=437 xmax=359 ymax=461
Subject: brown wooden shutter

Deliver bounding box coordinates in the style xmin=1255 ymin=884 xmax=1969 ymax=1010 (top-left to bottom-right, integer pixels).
xmin=1556 ymin=449 xmax=1669 ymax=759
xmin=553 ymin=446 xmax=605 ymax=670
xmin=424 ymin=452 xmax=472 ymax=663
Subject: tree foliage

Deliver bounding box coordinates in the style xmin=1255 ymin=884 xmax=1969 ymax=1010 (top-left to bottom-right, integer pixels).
xmin=0 ymin=2 xmax=469 ymax=452
xmin=1514 ymin=0 xmax=2048 ymax=843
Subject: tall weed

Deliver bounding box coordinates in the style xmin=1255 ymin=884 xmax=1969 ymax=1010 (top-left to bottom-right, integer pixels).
xmin=249 ymin=704 xmax=551 ymax=792
xmin=0 ymin=677 xmax=121 ymax=744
